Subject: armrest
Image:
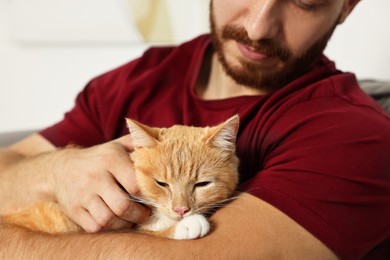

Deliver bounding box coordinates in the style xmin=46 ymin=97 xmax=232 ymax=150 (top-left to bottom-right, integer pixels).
xmin=359 ymin=79 xmax=390 ymax=115
xmin=0 ymin=130 xmax=36 ymax=147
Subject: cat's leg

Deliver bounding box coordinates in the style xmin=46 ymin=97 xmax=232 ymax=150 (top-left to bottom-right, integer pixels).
xmin=173 ymin=214 xmax=210 ymax=240
xmin=136 ymin=213 xmax=178 ymax=238
xmin=137 ymin=213 xmax=210 ymax=240
xmin=1 ymin=202 xmax=82 ymax=234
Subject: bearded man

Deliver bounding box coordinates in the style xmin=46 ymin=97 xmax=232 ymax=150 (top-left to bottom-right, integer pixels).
xmin=1 ymin=0 xmax=389 ymax=258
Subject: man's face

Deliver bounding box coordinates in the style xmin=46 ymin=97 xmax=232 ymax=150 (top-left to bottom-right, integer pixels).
xmin=210 ymin=0 xmax=355 ymax=91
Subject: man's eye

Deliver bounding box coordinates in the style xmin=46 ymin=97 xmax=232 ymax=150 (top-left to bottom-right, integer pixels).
xmin=294 ymin=0 xmax=322 ymax=11
xmin=194 ymin=181 xmax=211 ymax=188
xmin=155 ymin=180 xmax=169 ymax=187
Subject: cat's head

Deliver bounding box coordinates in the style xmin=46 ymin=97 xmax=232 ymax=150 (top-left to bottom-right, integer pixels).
xmin=127 ymin=115 xmax=240 ymax=220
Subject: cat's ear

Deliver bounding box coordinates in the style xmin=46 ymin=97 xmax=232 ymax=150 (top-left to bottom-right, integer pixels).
xmin=206 ymin=115 xmax=239 ymax=153
xmin=125 ymin=118 xmax=159 ymax=149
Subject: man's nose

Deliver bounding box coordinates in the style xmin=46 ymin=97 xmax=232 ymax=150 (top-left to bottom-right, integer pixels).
xmin=245 ymin=0 xmax=281 ymax=41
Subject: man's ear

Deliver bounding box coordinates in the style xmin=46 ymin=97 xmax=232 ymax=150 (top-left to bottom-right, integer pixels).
xmin=338 ymin=0 xmax=360 ymax=24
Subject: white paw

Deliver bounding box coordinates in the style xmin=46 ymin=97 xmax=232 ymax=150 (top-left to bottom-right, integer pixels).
xmin=173 ymin=214 xmax=210 ymax=240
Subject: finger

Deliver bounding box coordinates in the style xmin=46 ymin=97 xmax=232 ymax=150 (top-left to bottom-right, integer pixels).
xmin=104 ymin=217 xmax=134 ymax=231
xmin=73 ymin=207 xmax=102 ymax=233
xmin=107 ymin=150 xmax=139 ymax=195
xmin=99 ymin=177 xmax=150 ymax=224
xmin=115 ymin=200 xmax=150 ymax=224
xmin=85 ymin=195 xmax=117 ymax=229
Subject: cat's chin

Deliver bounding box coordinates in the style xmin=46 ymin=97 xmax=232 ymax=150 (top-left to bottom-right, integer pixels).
xmin=161 ymin=214 xmax=183 ymax=222
xmin=166 ymin=213 xmax=196 ymax=222
xmin=140 ymin=211 xmax=177 ymax=232
xmin=153 ymin=210 xmax=192 ymax=222
xmin=168 ymin=216 xmax=181 ymax=221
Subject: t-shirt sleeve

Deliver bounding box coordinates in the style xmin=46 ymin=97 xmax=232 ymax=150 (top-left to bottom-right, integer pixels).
xmin=241 ymin=99 xmax=390 ymax=259
xmin=39 ymin=79 xmax=106 ymax=147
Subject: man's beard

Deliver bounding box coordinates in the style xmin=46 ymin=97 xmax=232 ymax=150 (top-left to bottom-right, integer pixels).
xmin=209 ymin=5 xmax=338 ymax=92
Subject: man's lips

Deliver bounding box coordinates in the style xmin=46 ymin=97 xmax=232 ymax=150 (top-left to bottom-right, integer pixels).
xmin=236 ymin=42 xmax=269 ymax=62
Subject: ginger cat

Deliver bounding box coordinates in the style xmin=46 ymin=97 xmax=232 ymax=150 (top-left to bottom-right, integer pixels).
xmin=1 ymin=115 xmax=240 ymax=240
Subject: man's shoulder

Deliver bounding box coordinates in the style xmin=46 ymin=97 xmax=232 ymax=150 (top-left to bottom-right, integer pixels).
xmin=278 ymin=63 xmax=389 ymax=120
xmin=260 ymin=70 xmax=390 ymax=144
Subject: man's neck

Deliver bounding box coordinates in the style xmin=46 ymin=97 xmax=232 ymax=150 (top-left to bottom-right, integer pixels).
xmin=195 ymin=50 xmax=266 ymax=100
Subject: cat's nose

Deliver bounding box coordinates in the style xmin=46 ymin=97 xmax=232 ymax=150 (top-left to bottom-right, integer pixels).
xmin=173 ymin=206 xmax=190 ymax=216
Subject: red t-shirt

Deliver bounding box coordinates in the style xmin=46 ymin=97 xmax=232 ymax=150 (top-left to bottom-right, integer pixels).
xmin=40 ymin=35 xmax=390 ymax=259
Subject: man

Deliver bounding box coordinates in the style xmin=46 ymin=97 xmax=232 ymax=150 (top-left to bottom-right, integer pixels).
xmin=1 ymin=0 xmax=389 ymax=258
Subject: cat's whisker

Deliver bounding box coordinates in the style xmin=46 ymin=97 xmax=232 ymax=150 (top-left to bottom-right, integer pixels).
xmin=210 ymin=194 xmax=243 ymax=206
xmin=199 ymin=204 xmax=248 ymax=216
xmin=241 ymin=187 xmax=261 ymax=194
xmin=199 ymin=202 xmax=243 ymax=211
xmin=195 ymin=194 xmax=248 ymax=215
xmin=126 ymin=195 xmax=158 ymax=208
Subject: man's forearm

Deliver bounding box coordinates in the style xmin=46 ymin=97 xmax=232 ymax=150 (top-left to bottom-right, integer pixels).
xmin=0 ymin=224 xmax=189 ymax=260
xmin=0 ymin=193 xmax=337 ymax=259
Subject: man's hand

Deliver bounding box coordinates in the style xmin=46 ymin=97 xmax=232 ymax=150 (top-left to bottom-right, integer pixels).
xmin=50 ymin=135 xmax=150 ymax=232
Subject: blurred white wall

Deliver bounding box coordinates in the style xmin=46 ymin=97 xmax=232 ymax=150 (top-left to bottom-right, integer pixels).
xmin=0 ymin=0 xmax=209 ymax=133
xmin=325 ymin=0 xmax=390 ymax=80
xmin=0 ymin=0 xmax=389 ymax=133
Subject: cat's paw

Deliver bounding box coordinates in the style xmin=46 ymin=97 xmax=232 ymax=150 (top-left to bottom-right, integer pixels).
xmin=173 ymin=214 xmax=210 ymax=240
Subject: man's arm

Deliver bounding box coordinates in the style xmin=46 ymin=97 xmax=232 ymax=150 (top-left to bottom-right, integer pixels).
xmin=0 ymin=193 xmax=337 ymax=259
xmin=0 ymin=134 xmax=149 ymax=231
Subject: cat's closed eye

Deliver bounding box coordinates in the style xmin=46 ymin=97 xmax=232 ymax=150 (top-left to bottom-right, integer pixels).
xmin=194 ymin=181 xmax=212 ymax=188
xmin=155 ymin=180 xmax=169 ymax=187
